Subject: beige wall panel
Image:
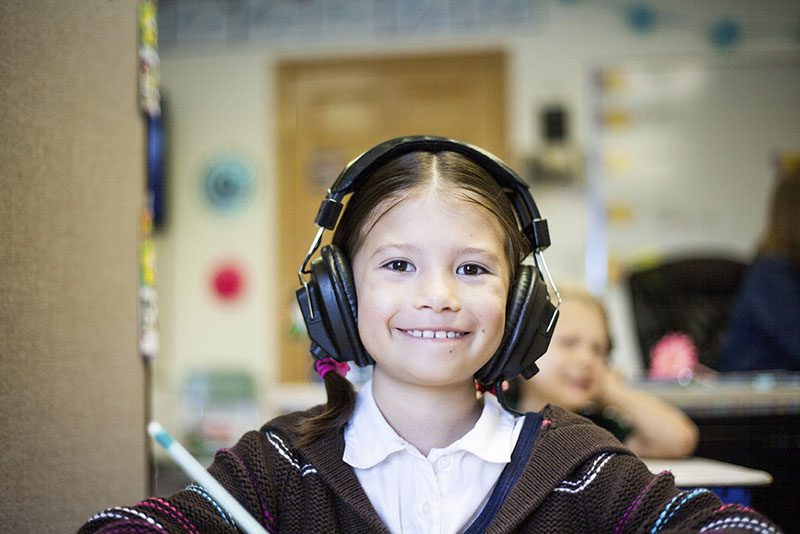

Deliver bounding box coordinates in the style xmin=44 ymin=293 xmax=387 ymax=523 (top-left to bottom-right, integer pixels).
xmin=1 ymin=1 xmax=146 ymax=530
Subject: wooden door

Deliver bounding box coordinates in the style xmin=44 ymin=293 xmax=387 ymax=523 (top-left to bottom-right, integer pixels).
xmin=276 ymin=50 xmax=508 ymax=382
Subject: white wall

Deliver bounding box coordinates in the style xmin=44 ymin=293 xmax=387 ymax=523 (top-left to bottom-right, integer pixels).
xmin=152 ymin=53 xmax=277 ymax=434
xmin=155 ymin=0 xmax=800 ymax=426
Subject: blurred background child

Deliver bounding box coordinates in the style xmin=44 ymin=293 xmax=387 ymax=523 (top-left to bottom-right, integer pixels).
xmin=718 ymin=165 xmax=800 ymax=372
xmin=516 ymin=284 xmax=699 ymax=458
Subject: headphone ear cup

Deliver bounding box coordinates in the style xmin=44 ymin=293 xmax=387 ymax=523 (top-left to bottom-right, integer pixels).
xmin=475 ymin=264 xmax=557 ymax=384
xmin=317 ymin=244 xmax=372 ymax=366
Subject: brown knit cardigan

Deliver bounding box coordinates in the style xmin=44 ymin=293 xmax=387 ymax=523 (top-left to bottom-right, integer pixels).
xmin=78 ymin=404 xmax=781 ymax=533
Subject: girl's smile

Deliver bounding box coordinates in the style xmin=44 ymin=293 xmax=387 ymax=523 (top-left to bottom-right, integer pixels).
xmin=351 ymin=189 xmax=511 ymax=390
xmin=398 ymin=328 xmax=468 ymax=340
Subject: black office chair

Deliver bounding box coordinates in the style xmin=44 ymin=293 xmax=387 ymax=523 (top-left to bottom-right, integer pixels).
xmin=626 ymin=256 xmax=747 ymax=371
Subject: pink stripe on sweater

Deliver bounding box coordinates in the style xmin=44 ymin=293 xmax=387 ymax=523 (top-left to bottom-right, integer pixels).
xmin=217 ymin=447 xmax=276 ymax=528
xmin=615 ymin=471 xmax=669 ymax=534
xmin=139 ymin=498 xmax=198 ymax=534
xmin=96 ymin=518 xmax=160 ymax=533
xmin=717 ymin=503 xmax=756 ymax=514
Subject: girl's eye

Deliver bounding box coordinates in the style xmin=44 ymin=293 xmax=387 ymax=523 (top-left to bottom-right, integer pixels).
xmin=384 ymin=260 xmax=415 ymax=272
xmin=457 ymin=263 xmax=487 ymax=276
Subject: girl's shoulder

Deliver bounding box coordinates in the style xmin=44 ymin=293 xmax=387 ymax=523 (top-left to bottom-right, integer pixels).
xmin=751 ymin=253 xmax=800 ymax=278
xmin=539 ymin=403 xmax=626 ymax=438
xmin=241 ymin=404 xmax=330 ymax=459
xmin=259 ymin=405 xmax=326 ymax=437
xmin=207 ymin=405 xmax=344 ymax=503
xmin=531 ymin=404 xmax=633 ymax=469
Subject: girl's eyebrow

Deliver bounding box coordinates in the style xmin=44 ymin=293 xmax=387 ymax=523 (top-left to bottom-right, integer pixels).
xmin=369 ymin=243 xmax=418 ymax=260
xmin=456 ymin=247 xmax=503 ymax=263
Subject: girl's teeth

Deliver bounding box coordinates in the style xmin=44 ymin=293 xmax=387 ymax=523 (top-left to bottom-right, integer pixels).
xmin=407 ymin=329 xmax=462 ymax=339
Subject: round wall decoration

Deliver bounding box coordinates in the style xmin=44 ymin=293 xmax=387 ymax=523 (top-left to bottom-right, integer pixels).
xmin=210 ymin=262 xmax=246 ymax=302
xmin=202 ymin=154 xmax=256 ymax=213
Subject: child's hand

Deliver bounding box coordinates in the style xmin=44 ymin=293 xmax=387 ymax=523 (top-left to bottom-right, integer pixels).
xmin=594 ymin=366 xmax=700 ymax=457
xmin=596 ymin=367 xmax=626 ymax=407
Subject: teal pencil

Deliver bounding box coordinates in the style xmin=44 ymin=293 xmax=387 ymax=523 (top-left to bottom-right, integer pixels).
xmin=148 ymin=421 xmax=267 ymax=534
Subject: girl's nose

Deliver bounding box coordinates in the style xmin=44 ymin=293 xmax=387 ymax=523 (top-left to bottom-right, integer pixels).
xmin=413 ymin=270 xmax=461 ymax=312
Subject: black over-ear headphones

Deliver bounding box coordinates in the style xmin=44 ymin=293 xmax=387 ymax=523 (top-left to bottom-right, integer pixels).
xmin=295 ymin=135 xmax=560 ymax=385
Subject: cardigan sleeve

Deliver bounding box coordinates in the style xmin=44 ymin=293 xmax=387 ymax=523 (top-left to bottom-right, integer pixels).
xmin=569 ymin=453 xmax=782 ymax=533
xmin=77 ymin=430 xmax=279 ymax=533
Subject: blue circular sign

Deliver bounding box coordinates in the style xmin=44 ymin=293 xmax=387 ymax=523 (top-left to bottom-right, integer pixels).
xmin=202 ymin=155 xmax=255 ymax=213
xmin=709 ymin=18 xmax=741 ymax=50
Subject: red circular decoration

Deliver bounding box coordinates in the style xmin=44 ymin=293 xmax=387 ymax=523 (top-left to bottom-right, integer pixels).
xmin=212 ymin=264 xmax=244 ymax=301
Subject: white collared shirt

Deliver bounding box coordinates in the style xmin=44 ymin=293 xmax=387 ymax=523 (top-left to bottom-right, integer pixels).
xmin=343 ymin=381 xmax=524 ymax=534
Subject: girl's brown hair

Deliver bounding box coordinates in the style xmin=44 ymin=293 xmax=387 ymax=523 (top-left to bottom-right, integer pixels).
xmin=297 ymin=150 xmax=530 ymax=446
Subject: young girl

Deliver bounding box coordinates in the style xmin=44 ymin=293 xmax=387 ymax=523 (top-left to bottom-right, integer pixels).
xmin=516 ymin=285 xmax=699 ymax=459
xmin=80 ymin=136 xmax=779 ymax=533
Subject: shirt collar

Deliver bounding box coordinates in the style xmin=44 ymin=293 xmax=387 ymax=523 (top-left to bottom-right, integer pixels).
xmin=446 ymin=393 xmax=520 ymax=464
xmin=343 ymin=380 xmax=407 ymax=469
xmin=343 ymin=380 xmax=521 ymax=469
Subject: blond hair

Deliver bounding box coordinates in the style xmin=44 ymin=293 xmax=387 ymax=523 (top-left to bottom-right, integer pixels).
xmin=555 ymin=282 xmax=612 ymax=353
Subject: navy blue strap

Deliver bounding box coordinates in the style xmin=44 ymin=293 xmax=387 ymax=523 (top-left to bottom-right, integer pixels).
xmin=463 ymin=412 xmax=542 ymax=534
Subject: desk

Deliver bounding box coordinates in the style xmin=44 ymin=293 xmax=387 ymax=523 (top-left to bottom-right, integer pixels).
xmin=633 ymin=374 xmax=800 ymax=418
xmin=642 ymin=457 xmax=772 ymax=488
xmin=633 ymin=375 xmax=799 ymax=529
xmin=642 ymin=457 xmax=773 ymax=511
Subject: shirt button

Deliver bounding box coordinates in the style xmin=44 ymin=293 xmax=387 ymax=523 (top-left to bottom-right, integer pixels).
xmin=421 ymin=503 xmax=430 ymax=514
xmin=439 ymin=456 xmax=451 ymax=468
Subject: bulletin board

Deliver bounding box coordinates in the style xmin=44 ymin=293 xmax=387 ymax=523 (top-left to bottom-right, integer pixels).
xmin=585 ymin=56 xmax=800 ymax=290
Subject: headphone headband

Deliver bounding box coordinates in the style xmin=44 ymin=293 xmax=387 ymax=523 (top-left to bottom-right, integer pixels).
xmin=314 ymin=135 xmax=551 ymax=252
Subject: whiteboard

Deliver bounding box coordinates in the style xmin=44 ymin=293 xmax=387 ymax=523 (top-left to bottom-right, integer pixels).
xmin=585 ymin=56 xmax=800 ymax=291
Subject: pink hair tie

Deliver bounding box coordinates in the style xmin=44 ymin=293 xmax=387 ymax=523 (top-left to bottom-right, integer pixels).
xmin=314 ymin=357 xmax=350 ymax=379
xmin=475 ymin=382 xmax=497 ymax=395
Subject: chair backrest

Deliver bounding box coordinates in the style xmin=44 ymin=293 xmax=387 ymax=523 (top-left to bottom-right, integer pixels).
xmin=626 ymin=256 xmax=747 ymax=371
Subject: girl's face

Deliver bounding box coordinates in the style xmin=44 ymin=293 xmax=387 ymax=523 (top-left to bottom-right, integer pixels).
xmin=351 ymin=190 xmax=511 ymax=390
xmin=523 ymin=299 xmax=609 ymax=411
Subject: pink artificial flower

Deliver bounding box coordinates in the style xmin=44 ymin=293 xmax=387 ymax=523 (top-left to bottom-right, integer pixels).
xmin=649 ymin=332 xmax=698 ymax=380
